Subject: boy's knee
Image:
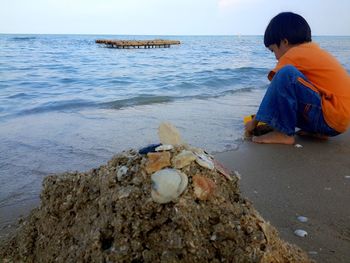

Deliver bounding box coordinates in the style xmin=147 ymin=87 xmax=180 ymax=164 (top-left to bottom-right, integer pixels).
xmin=277 ymin=65 xmax=300 ymax=77
xmin=273 ymin=65 xmax=305 ymax=86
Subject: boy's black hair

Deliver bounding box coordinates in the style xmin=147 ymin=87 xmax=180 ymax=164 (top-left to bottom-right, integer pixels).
xmin=264 ymin=12 xmax=312 ymax=47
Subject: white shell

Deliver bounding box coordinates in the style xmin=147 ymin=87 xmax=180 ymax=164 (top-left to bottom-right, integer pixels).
xmin=297 ymin=216 xmax=308 ymax=223
xmin=155 ymin=144 xmax=174 ymax=152
xmin=195 ymin=153 xmax=214 ymax=170
xmin=294 ymin=144 xmax=303 ymax=148
xmin=294 ymin=229 xmax=308 ymax=237
xmin=151 ymin=168 xmax=188 ymax=204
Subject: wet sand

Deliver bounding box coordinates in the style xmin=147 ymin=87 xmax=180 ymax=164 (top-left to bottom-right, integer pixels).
xmin=215 ymin=130 xmax=350 ymax=263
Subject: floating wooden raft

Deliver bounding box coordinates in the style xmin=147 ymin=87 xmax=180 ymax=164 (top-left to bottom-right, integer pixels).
xmin=95 ymin=39 xmax=181 ymax=49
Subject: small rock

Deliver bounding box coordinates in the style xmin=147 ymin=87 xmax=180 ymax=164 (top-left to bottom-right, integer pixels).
xmin=117 ymin=166 xmax=129 ymax=181
xmin=294 ymin=144 xmax=303 ymax=148
xmin=294 ymin=229 xmax=308 ymax=237
xmin=118 ymin=187 xmax=133 ymax=199
xmin=297 ymin=216 xmax=308 ymax=223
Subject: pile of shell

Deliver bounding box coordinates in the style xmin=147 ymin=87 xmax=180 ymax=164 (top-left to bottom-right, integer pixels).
xmin=0 ymin=123 xmax=311 ymax=262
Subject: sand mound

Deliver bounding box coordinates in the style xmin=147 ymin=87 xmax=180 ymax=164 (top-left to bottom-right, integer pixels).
xmin=0 ymin=144 xmax=311 ymax=262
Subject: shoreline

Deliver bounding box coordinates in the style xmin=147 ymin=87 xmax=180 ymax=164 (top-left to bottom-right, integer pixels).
xmin=215 ymin=130 xmax=350 ymax=263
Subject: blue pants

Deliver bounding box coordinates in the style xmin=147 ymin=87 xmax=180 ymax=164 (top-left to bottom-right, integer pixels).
xmin=256 ymin=65 xmax=339 ymax=136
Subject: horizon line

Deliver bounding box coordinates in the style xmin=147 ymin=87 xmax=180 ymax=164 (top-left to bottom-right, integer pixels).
xmin=1 ymin=32 xmax=350 ymax=37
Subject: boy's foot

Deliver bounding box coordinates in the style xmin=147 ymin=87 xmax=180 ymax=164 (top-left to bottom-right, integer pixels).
xmin=296 ymin=130 xmax=329 ymax=140
xmin=252 ymin=131 xmax=295 ymax=145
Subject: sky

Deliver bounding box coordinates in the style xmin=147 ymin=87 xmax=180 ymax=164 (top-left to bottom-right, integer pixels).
xmin=1 ymin=0 xmax=349 ymax=35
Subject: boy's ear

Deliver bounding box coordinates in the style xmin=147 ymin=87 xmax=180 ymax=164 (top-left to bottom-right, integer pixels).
xmin=281 ymin=39 xmax=289 ymax=46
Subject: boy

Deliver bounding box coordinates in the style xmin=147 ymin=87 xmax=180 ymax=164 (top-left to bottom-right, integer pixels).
xmin=245 ymin=12 xmax=350 ymax=144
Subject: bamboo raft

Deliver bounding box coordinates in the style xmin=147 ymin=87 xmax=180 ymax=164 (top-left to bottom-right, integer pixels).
xmin=96 ymin=39 xmax=181 ymax=49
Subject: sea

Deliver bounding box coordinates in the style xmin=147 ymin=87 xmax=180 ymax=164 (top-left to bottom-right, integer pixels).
xmin=0 ymin=34 xmax=349 ymax=235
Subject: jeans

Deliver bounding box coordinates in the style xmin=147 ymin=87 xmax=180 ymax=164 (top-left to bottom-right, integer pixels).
xmin=255 ymin=65 xmax=339 ymax=136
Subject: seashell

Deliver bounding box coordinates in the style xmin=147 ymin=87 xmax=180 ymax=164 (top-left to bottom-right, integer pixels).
xmin=195 ymin=153 xmax=214 ymax=170
xmin=297 ymin=216 xmax=308 ymax=223
xmin=172 ymin=150 xmax=196 ymax=169
xmin=213 ymin=159 xmax=233 ymax=181
xmin=294 ymin=229 xmax=308 ymax=237
xmin=151 ymin=169 xmax=188 ymax=204
xmin=117 ymin=166 xmax=129 ymax=181
xmin=155 ymin=144 xmax=174 ymax=152
xmin=192 ymin=175 xmax=216 ymax=200
xmin=145 ymin=152 xmax=171 ymax=174
xmin=139 ymin=144 xmax=161 ymax=154
xmin=187 ymin=146 xmax=205 ymax=155
xmin=158 ymin=122 xmax=184 ymax=146
xmin=294 ymin=144 xmax=303 ymax=148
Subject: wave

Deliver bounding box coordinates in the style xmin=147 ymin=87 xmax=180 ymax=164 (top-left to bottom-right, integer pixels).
xmin=18 ymin=99 xmax=98 ymax=115
xmin=5 ymin=85 xmax=264 ymax=119
xmin=10 ymin=36 xmax=37 ymax=41
xmin=101 ymin=95 xmax=175 ymax=109
xmin=101 ymin=86 xmax=261 ymax=110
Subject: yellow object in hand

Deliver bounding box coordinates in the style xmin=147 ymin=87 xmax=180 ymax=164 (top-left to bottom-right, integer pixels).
xmin=243 ymin=114 xmax=266 ymax=126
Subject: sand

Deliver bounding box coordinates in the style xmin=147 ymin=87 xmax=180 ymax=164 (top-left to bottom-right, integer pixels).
xmin=0 ymin=145 xmax=311 ymax=262
xmin=215 ymin=130 xmax=350 ymax=263
xmin=1 ymin=128 xmax=349 ymax=262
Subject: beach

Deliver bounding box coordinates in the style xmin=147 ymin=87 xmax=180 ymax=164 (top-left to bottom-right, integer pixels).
xmin=1 ymin=34 xmax=350 ymax=261
xmin=216 ymin=130 xmax=350 ymax=263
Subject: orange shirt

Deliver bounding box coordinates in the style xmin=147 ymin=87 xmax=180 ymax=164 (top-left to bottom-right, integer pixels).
xmin=268 ymin=42 xmax=350 ymax=132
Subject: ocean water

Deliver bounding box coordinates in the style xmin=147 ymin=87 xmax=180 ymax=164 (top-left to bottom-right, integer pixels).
xmin=0 ymin=34 xmax=349 ymax=234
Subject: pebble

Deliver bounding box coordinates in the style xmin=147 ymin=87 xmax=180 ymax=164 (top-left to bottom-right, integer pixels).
xmin=117 ymin=166 xmax=129 ymax=181
xmin=294 ymin=144 xmax=303 ymax=148
xmin=297 ymin=216 xmax=308 ymax=223
xmin=344 ymin=176 xmax=350 ymax=179
xmin=294 ymin=229 xmax=308 ymax=237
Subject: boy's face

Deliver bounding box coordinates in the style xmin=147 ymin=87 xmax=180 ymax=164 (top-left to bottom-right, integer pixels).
xmin=268 ymin=39 xmax=291 ymax=60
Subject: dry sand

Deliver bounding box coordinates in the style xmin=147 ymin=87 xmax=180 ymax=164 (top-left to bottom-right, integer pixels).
xmin=215 ymin=130 xmax=350 ymax=263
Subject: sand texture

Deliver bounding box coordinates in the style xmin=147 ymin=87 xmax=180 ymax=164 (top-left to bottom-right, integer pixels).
xmin=0 ymin=145 xmax=311 ymax=262
xmin=215 ymin=131 xmax=350 ymax=263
